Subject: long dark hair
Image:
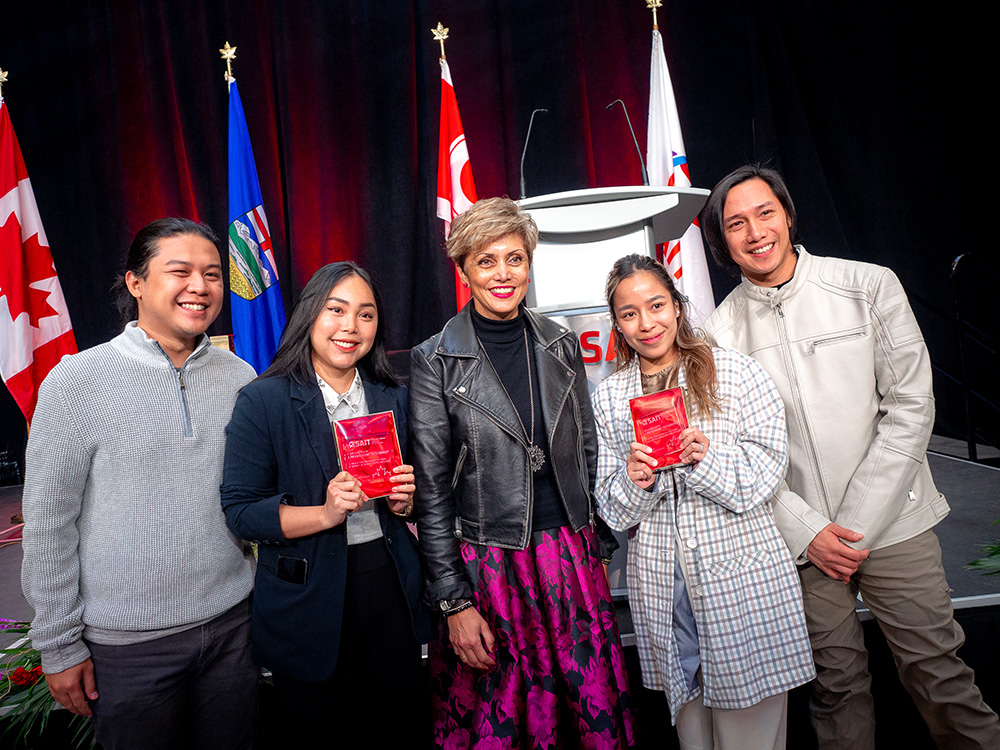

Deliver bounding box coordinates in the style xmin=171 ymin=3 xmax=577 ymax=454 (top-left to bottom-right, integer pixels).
xmin=259 ymin=261 xmax=398 ymax=387
xmin=700 ymin=164 xmax=798 ymax=274
xmin=605 ymin=254 xmax=721 ymax=418
xmin=111 ymin=218 xmax=220 ymax=325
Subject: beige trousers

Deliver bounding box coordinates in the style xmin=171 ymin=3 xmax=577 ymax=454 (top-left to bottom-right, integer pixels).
xmin=800 ymin=529 xmax=1000 ymax=750
xmin=675 ymin=689 xmax=788 ymax=750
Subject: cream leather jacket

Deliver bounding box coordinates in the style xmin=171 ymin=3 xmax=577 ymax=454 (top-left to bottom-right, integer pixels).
xmin=704 ymin=247 xmax=949 ymax=560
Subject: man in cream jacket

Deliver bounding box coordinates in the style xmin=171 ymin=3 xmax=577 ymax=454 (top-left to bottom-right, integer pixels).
xmin=700 ymin=165 xmax=998 ymax=750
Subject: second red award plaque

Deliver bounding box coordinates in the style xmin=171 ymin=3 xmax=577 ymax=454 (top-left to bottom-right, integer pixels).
xmin=629 ymin=388 xmax=690 ymax=471
xmin=333 ymin=411 xmax=403 ymax=498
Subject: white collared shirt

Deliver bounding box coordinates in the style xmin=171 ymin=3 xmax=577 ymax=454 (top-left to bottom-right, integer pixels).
xmin=317 ymin=368 xmax=367 ymax=417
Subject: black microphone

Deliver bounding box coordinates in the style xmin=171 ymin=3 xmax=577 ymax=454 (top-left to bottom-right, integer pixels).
xmin=606 ymin=99 xmax=649 ymax=186
xmin=520 ymin=108 xmax=548 ymax=199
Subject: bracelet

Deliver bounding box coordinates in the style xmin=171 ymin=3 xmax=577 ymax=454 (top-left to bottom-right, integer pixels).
xmin=601 ymin=557 xmax=613 ymax=565
xmin=444 ymin=600 xmax=474 ymax=617
xmin=391 ymin=502 xmax=413 ymax=518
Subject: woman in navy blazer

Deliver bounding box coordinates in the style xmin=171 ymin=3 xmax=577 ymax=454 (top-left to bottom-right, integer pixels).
xmin=221 ymin=262 xmax=431 ymax=747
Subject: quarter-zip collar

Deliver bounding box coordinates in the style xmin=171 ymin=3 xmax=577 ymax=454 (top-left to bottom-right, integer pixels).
xmin=115 ymin=321 xmax=214 ymax=372
xmin=113 ymin=322 xmax=215 ymax=438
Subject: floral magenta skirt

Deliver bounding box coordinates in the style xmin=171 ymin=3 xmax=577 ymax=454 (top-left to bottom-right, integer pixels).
xmin=430 ymin=524 xmax=637 ymax=749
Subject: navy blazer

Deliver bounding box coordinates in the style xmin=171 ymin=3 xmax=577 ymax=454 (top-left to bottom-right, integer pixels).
xmin=221 ymin=371 xmax=431 ymax=681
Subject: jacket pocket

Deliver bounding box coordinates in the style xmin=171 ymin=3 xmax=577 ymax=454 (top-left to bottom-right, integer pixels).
xmin=806 ymin=327 xmax=867 ymax=355
xmin=707 ymin=548 xmax=770 ymax=580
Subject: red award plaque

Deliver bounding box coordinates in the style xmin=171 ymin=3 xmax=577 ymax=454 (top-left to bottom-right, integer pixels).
xmin=628 ymin=388 xmax=690 ymax=471
xmin=333 ymin=411 xmax=403 ymax=498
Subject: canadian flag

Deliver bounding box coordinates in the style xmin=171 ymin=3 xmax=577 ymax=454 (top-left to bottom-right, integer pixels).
xmin=647 ymin=29 xmax=715 ymax=327
xmin=0 ymin=101 xmax=77 ymax=423
xmin=436 ymin=58 xmax=477 ymax=311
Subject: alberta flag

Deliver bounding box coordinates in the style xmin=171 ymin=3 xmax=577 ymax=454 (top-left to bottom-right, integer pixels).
xmin=228 ymin=78 xmax=285 ymax=374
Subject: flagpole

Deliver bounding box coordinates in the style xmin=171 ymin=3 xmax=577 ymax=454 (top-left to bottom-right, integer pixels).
xmin=219 ymin=41 xmax=237 ymax=87
xmin=433 ymin=22 xmax=448 ymax=60
xmin=647 ymin=0 xmax=662 ymax=31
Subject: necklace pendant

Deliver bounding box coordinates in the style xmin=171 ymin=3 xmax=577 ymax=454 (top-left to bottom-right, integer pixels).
xmin=527 ymin=444 xmax=546 ymax=473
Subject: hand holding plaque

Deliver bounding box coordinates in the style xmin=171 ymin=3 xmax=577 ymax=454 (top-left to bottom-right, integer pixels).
xmin=333 ymin=411 xmax=404 ymax=498
xmin=322 ymin=471 xmax=367 ymax=528
xmin=629 ymin=388 xmax=690 ymax=471
xmin=386 ymin=465 xmax=416 ymax=517
xmin=626 ymin=441 xmax=658 ymax=488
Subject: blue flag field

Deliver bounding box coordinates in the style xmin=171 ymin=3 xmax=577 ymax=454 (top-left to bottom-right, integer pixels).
xmin=228 ymin=79 xmax=285 ymax=374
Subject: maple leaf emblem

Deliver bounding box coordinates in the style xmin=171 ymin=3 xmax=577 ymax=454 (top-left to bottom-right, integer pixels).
xmin=0 ymin=214 xmax=60 ymax=328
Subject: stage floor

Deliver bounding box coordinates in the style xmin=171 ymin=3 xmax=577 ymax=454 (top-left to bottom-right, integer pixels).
xmin=922 ymin=449 xmax=1000 ymax=604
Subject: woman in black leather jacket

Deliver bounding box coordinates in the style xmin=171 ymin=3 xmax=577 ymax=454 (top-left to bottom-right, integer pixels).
xmin=409 ymin=197 xmax=635 ymax=749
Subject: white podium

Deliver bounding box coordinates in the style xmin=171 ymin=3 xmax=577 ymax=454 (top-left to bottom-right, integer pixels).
xmin=520 ymin=185 xmax=709 ymax=313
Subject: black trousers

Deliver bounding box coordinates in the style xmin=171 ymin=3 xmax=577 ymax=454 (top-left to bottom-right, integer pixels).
xmin=88 ymin=599 xmax=257 ymax=750
xmin=269 ymin=538 xmax=429 ymax=748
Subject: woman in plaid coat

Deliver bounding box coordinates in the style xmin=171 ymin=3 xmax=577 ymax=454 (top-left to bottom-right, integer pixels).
xmin=591 ymin=255 xmax=814 ymax=750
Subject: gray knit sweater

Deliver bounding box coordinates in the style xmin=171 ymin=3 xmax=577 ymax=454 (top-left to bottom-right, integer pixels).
xmin=21 ymin=323 xmax=256 ymax=673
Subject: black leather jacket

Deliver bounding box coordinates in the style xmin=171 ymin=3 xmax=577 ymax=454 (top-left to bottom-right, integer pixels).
xmin=409 ymin=304 xmax=618 ymax=605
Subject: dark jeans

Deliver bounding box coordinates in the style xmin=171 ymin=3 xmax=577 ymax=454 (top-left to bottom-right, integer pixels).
xmin=270 ymin=539 xmax=429 ymax=748
xmin=88 ymin=598 xmax=257 ymax=750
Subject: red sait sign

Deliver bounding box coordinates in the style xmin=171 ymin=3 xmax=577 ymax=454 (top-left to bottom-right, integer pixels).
xmin=544 ymin=310 xmax=618 ymax=395
xmin=580 ymin=329 xmax=619 ymax=364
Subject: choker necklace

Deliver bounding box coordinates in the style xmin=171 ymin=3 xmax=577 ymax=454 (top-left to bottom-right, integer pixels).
xmin=477 ymin=329 xmax=546 ymax=472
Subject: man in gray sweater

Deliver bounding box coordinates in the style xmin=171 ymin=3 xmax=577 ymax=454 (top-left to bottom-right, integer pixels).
xmin=21 ymin=218 xmax=259 ymax=749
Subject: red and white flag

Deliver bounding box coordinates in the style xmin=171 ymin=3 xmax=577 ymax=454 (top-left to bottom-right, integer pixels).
xmin=647 ymin=29 xmax=715 ymax=327
xmin=436 ymin=58 xmax=478 ymax=311
xmin=0 ymin=100 xmax=77 ymax=423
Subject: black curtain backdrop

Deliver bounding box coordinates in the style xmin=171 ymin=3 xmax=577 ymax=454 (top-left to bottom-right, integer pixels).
xmin=0 ymin=1 xmax=991 ymax=471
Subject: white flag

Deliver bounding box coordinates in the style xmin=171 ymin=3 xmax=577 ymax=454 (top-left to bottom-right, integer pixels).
xmin=647 ymin=29 xmax=715 ymax=327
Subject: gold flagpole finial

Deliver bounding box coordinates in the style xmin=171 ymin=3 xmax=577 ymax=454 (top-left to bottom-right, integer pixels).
xmin=646 ymin=0 xmax=662 ymax=31
xmin=219 ymin=41 xmax=237 ymax=84
xmin=432 ymin=22 xmax=449 ymax=60
xmin=0 ymin=69 xmax=8 ymax=101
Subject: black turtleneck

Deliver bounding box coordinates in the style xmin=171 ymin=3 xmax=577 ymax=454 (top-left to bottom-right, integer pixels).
xmin=471 ymin=305 xmax=569 ymax=532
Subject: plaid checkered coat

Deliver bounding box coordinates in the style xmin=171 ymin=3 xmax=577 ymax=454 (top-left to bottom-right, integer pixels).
xmin=592 ymin=348 xmax=814 ymax=721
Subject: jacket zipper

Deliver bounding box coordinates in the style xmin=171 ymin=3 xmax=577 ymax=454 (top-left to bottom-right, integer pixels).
xmin=548 ymin=372 xmax=584 ymax=524
xmin=450 ymin=443 xmax=468 ymax=491
xmin=454 ymin=392 xmax=534 ymax=548
xmin=773 ymin=300 xmax=833 ymax=518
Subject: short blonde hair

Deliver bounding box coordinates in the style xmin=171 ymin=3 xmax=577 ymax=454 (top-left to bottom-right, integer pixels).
xmin=446 ymin=197 xmax=539 ymax=272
